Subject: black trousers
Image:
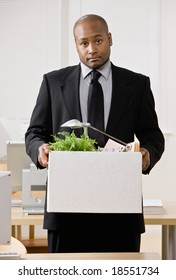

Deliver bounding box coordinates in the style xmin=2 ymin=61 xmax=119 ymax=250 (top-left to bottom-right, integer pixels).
xmin=48 ymin=229 xmax=141 ymax=253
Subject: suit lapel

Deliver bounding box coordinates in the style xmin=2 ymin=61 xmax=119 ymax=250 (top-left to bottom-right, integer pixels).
xmin=106 ymin=64 xmax=132 ymax=135
xmin=59 ymin=65 xmax=83 ymax=136
xmin=60 ymin=65 xmax=82 ymax=120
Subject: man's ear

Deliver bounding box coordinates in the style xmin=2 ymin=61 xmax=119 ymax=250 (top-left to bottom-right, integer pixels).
xmin=108 ymin=32 xmax=113 ymax=46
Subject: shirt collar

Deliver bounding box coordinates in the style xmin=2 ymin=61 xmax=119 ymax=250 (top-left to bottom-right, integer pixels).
xmin=81 ymin=60 xmax=111 ymax=80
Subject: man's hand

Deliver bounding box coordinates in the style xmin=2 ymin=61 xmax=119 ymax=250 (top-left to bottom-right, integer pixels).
xmin=140 ymin=147 xmax=150 ymax=172
xmin=38 ymin=143 xmax=50 ymax=168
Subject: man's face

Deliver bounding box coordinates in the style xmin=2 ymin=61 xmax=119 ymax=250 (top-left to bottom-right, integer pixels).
xmin=74 ymin=20 xmax=112 ymax=69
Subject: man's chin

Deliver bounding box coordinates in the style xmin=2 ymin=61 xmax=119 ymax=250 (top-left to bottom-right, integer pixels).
xmin=86 ymin=61 xmax=103 ymax=69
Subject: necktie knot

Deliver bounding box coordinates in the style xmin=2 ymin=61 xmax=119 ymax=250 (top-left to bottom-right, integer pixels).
xmin=91 ymin=70 xmax=101 ymax=81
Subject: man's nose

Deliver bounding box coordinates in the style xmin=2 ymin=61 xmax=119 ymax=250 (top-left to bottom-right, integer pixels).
xmin=88 ymin=43 xmax=97 ymax=54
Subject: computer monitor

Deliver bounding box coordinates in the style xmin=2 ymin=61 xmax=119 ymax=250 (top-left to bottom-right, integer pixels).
xmin=0 ymin=171 xmax=11 ymax=245
xmin=22 ymin=163 xmax=47 ymax=214
xmin=6 ymin=141 xmax=32 ymax=192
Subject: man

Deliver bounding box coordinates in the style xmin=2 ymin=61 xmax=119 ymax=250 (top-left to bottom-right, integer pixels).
xmin=25 ymin=14 xmax=165 ymax=253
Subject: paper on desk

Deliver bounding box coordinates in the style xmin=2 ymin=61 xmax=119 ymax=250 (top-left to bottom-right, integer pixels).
xmin=143 ymin=199 xmax=163 ymax=207
xmin=143 ymin=199 xmax=164 ymax=215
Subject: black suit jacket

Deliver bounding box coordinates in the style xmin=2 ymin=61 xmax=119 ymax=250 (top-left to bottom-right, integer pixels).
xmin=25 ymin=63 xmax=164 ymax=234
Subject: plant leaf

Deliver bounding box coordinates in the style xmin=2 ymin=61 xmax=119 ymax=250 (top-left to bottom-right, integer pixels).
xmin=49 ymin=131 xmax=98 ymax=151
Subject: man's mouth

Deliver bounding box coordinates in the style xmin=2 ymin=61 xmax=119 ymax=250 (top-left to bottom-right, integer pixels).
xmin=88 ymin=57 xmax=100 ymax=61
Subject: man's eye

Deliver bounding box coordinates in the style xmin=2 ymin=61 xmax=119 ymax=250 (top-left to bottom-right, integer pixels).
xmin=96 ymin=39 xmax=102 ymax=44
xmin=81 ymin=42 xmax=88 ymax=47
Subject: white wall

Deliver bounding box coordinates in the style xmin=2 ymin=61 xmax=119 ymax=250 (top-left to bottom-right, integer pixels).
xmin=0 ymin=0 xmax=61 ymax=156
xmin=142 ymin=0 xmax=176 ymax=202
xmin=0 ymin=0 xmax=176 ymax=202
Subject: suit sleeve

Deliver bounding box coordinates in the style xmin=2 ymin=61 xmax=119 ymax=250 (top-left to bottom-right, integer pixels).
xmin=135 ymin=77 xmax=165 ymax=174
xmin=25 ymin=75 xmax=53 ymax=168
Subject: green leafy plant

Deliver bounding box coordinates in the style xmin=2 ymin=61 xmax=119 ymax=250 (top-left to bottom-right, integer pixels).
xmin=49 ymin=131 xmax=98 ymax=151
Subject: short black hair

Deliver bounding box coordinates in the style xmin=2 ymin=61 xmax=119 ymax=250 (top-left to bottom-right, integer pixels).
xmin=73 ymin=14 xmax=109 ymax=36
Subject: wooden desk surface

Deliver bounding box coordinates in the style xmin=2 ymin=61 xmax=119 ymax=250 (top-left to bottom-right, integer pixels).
xmin=144 ymin=201 xmax=176 ymax=225
xmin=22 ymin=252 xmax=160 ymax=260
xmin=12 ymin=201 xmax=176 ymax=226
xmin=12 ymin=206 xmax=43 ymax=226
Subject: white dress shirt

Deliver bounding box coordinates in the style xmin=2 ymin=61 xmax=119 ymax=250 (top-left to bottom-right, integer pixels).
xmin=79 ymin=60 xmax=112 ymax=130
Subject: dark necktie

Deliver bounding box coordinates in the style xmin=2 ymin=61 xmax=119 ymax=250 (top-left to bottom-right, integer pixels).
xmin=87 ymin=70 xmax=105 ymax=147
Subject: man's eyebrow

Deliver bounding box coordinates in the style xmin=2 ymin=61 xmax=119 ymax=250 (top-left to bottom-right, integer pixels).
xmin=79 ymin=34 xmax=104 ymax=41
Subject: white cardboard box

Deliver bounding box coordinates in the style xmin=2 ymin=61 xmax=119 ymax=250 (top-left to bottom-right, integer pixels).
xmin=47 ymin=151 xmax=142 ymax=213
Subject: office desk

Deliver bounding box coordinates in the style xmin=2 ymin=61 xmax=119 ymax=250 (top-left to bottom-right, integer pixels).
xmin=11 ymin=207 xmax=43 ymax=240
xmin=22 ymin=252 xmax=160 ymax=260
xmin=145 ymin=202 xmax=176 ymax=260
xmin=12 ymin=202 xmax=176 ymax=260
